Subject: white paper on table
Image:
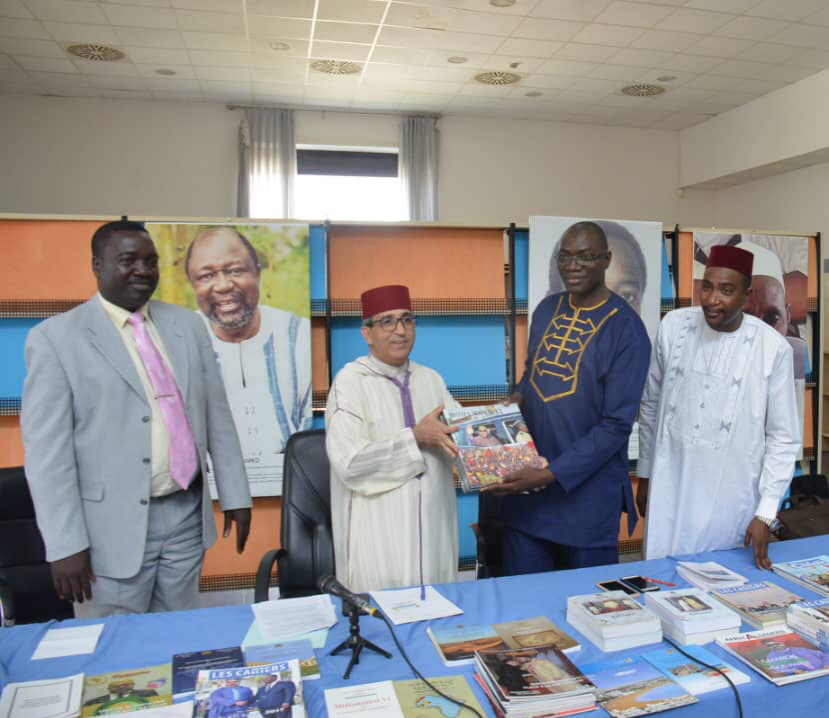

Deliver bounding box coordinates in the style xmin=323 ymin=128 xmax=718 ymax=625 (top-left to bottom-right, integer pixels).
xmin=251 ymin=594 xmax=336 ymax=642
xmin=324 ymin=680 xmax=404 ymax=718
xmin=0 ymin=673 xmax=83 ymax=718
xmin=368 ymin=586 xmax=463 ymax=625
xmin=31 ymin=624 xmax=104 ymax=660
xmin=241 ymin=620 xmax=329 ymax=649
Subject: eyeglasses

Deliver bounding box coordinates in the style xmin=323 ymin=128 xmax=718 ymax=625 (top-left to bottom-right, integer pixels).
xmin=192 ymin=266 xmax=254 ymax=286
xmin=554 ymin=251 xmax=609 ymax=267
xmin=365 ymin=314 xmax=416 ymax=332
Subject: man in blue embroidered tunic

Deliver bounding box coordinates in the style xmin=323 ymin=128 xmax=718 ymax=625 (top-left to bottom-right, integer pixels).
xmin=326 ymin=284 xmax=461 ymax=592
xmin=484 ymin=221 xmax=651 ymax=574
xmin=185 ymin=227 xmax=312 ymax=492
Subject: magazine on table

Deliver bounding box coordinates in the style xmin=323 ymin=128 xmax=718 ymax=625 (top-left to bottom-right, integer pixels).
xmin=81 ymin=665 xmax=172 ymax=716
xmin=675 ymin=561 xmax=747 ymax=592
xmin=443 ymin=403 xmax=546 ymax=492
xmin=771 ymin=555 xmax=829 ymax=596
xmin=172 ymin=647 xmax=244 ymax=701
xmin=786 ymin=597 xmax=829 ymax=650
xmin=710 ymin=581 xmax=803 ymax=629
xmin=642 ymin=645 xmax=750 ymax=695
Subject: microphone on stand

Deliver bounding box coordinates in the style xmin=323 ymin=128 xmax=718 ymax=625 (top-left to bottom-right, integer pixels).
xmin=317 ymin=575 xmax=379 ymax=617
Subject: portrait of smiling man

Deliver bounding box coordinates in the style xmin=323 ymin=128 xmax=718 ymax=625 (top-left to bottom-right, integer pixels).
xmin=637 ymin=244 xmax=800 ymax=569
xmin=325 ymin=284 xmax=461 ymax=592
xmin=183 ymin=225 xmax=312 ymax=496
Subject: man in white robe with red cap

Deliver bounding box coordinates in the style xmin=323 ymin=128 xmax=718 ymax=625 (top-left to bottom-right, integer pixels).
xmin=325 ymin=284 xmax=461 ymax=593
xmin=637 ymin=245 xmax=800 ymax=568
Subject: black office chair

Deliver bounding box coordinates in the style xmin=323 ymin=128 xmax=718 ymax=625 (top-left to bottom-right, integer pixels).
xmin=789 ymin=473 xmax=829 ymax=499
xmin=0 ymin=466 xmax=73 ymax=625
xmin=254 ymin=430 xmax=335 ymax=601
xmin=474 ymin=491 xmax=504 ymax=579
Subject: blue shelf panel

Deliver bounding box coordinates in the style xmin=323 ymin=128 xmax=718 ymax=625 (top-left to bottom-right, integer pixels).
xmin=309 ymin=224 xmax=327 ymax=302
xmin=329 ymin=316 xmax=507 ymax=386
xmin=514 ymin=229 xmax=528 ymax=301
xmin=0 ymin=318 xmax=43 ymax=397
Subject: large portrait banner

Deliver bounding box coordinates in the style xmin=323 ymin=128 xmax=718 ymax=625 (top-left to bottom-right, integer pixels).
xmin=149 ymin=223 xmax=312 ymax=497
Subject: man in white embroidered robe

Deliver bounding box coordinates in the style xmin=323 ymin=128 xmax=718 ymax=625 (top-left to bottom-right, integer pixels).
xmin=637 ymin=244 xmax=800 ymax=568
xmin=325 ymin=284 xmax=460 ymax=593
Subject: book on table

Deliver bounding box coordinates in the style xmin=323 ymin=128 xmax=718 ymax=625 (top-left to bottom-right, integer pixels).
xmin=80 ymin=664 xmax=172 ymax=716
xmin=716 ymin=627 xmax=829 ymax=685
xmin=172 ymin=646 xmax=244 ymax=701
xmin=709 ymin=581 xmax=803 ymax=629
xmin=474 ymin=645 xmax=596 ymax=718
xmin=566 ymin=592 xmax=662 ymax=652
xmin=771 ymin=555 xmax=829 ymax=596
xmin=427 ymin=615 xmax=580 ymax=666
xmin=675 ymin=561 xmax=747 ymax=592
xmin=443 ymin=403 xmax=545 ymax=493
xmin=580 ymin=655 xmax=697 ymax=717
xmin=641 ymin=645 xmax=750 ymax=695
xmin=644 ymin=587 xmax=741 ymax=644
xmin=786 ymin=597 xmax=829 ymax=650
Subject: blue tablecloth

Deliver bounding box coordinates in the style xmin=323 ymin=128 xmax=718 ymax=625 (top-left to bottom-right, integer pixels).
xmin=3 ymin=535 xmax=829 ymax=717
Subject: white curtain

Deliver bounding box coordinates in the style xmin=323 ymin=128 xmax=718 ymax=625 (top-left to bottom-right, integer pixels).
xmin=237 ymin=108 xmax=295 ymax=218
xmin=399 ymin=115 xmax=439 ymax=221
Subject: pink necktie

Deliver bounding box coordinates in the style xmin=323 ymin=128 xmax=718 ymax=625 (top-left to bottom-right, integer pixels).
xmin=127 ymin=312 xmax=198 ymax=490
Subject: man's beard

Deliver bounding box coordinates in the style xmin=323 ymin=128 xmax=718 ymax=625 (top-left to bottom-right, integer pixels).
xmin=207 ymin=293 xmax=256 ymax=330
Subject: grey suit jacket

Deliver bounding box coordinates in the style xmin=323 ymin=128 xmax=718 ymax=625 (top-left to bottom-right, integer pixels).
xmin=21 ymin=297 xmax=252 ymax=579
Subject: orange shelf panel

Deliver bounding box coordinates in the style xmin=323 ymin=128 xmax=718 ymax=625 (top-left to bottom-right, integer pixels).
xmin=0 ymin=416 xmax=23 ymax=468
xmin=328 ymin=225 xmax=504 ymax=299
xmin=202 ymin=497 xmax=281 ymax=577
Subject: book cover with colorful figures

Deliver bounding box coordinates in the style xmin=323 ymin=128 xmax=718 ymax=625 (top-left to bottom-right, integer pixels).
xmin=772 ymin=555 xmax=829 ymax=596
xmin=710 ymin=581 xmax=803 ymax=628
xmin=443 ymin=403 xmax=545 ymax=492
xmin=81 ymin=664 xmax=172 ymax=716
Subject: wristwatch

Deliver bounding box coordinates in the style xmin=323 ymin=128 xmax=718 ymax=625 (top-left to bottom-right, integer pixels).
xmin=754 ymin=514 xmax=781 ymax=532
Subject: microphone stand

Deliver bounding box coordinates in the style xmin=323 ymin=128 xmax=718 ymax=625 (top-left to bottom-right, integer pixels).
xmin=329 ymin=597 xmax=392 ymax=679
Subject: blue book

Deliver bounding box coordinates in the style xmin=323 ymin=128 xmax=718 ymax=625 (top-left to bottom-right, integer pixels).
xmin=172 ymin=646 xmax=244 ymax=700
xmin=642 ymin=645 xmax=750 ymax=694
xmin=242 ymin=640 xmax=319 ymax=680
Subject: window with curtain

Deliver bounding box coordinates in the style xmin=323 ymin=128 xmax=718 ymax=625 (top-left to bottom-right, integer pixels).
xmin=293 ymin=145 xmax=405 ymax=222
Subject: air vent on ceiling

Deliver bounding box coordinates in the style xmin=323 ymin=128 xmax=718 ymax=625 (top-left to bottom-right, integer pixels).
xmin=66 ymin=44 xmax=125 ymax=62
xmin=475 ymin=71 xmax=520 ymax=86
xmin=310 ymin=60 xmax=362 ymax=75
xmin=621 ymin=83 xmax=665 ymax=97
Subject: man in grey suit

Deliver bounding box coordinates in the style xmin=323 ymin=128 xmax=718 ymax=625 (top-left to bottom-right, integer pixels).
xmin=21 ymin=220 xmax=252 ymax=617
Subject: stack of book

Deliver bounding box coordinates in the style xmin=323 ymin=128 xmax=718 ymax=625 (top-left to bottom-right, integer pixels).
xmin=675 ymin=561 xmax=747 ymax=592
xmin=771 ymin=555 xmax=829 ymax=596
xmin=644 ymin=587 xmax=741 ymax=644
xmin=786 ymin=597 xmax=829 ymax=650
xmin=427 ymin=616 xmax=579 ymax=667
xmin=474 ymin=645 xmax=596 ymax=718
xmin=716 ymin=627 xmax=829 ymax=685
xmin=710 ymin=581 xmax=803 ymax=629
xmin=566 ymin=592 xmax=662 ymax=651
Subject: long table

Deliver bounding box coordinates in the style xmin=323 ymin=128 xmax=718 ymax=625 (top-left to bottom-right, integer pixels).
xmin=2 ymin=535 xmax=829 ymax=717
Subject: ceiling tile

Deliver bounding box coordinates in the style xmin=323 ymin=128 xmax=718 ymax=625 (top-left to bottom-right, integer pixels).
xmin=536 ymin=57 xmax=597 ymax=76
xmin=408 ymin=64 xmax=474 ymax=82
xmin=0 ymin=17 xmax=49 ymax=39
xmin=588 ymin=63 xmax=643 ymax=80
xmin=174 ymin=9 xmax=245 ymax=33
xmin=317 ymin=0 xmax=385 ymax=24
xmin=113 ymin=27 xmax=185 ymax=48
xmin=0 ymin=0 xmax=34 ymax=19
xmin=609 ymin=47 xmax=673 ymax=67
xmin=14 ymin=54 xmax=74 ymax=72
xmin=659 ymin=52 xmax=723 ymax=73
xmin=171 ymin=0 xmax=240 ymax=12
xmin=0 ymin=36 xmax=63 ymax=56
xmin=685 ymin=0 xmax=760 ymax=12
xmin=314 ymin=21 xmax=377 ymax=44
xmin=135 ymin=63 xmax=196 ymax=79
xmin=187 ymin=49 xmax=251 ymax=66
xmin=369 ymin=45 xmax=431 ymax=64
xmin=310 ymin=40 xmax=371 ymax=61
xmin=570 ymin=76 xmax=619 ymax=93
xmin=144 ymin=77 xmax=201 ymax=92
xmin=250 ymin=63 xmax=306 ymax=83
xmin=805 ymin=6 xmax=829 ymax=26
xmin=251 ymin=80 xmax=304 ymax=97
xmin=43 ymin=22 xmax=120 ymax=44
xmin=87 ymin=74 xmax=147 ymax=90
xmin=0 ymin=53 xmax=16 ymax=67
xmin=195 ymin=65 xmax=251 ymax=81
xmin=182 ymin=32 xmax=248 ymax=51
xmin=683 ymin=35 xmax=753 ymax=57
xmin=101 ymin=5 xmax=178 ymax=29
xmin=244 ymin=0 xmax=315 ymax=16
xmin=555 ymin=42 xmax=619 ymax=62
xmin=636 ymin=68 xmax=696 ymax=84
xmin=763 ymin=63 xmax=820 ymax=82
xmin=72 ymin=59 xmax=139 ymax=76
xmin=684 ymin=74 xmax=744 ymax=90
xmin=29 ymin=71 xmax=95 ymax=91
xmin=494 ymin=37 xmax=562 ymax=58
xmin=482 ymin=55 xmax=543 ymax=72
xmin=0 ymin=67 xmax=31 ymax=82
xmin=521 ymin=72 xmax=576 ymax=89
xmin=529 ymin=0 xmax=612 ymax=22
xmin=770 ymin=23 xmax=829 ymax=49
xmin=708 ymin=58 xmax=772 ymax=79
xmin=783 ymin=47 xmax=829 ymax=67
xmin=425 ymin=50 xmax=490 ymax=67
xmin=378 ymin=27 xmax=501 ymax=53
xmin=513 ymin=17 xmax=585 ymax=42
xmin=713 ymin=15 xmax=790 ymax=41
xmin=570 ymin=23 xmax=644 ymax=46
xmin=246 ymin=16 xmax=311 ymax=41
xmin=125 ymin=47 xmax=191 ymax=65
xmin=385 ymin=5 xmax=521 ymax=36
xmin=407 ymin=78 xmax=462 ymax=94
xmin=594 ymin=1 xmax=674 ymax=28
xmin=250 ymin=43 xmax=311 ymax=62
xmin=656 ymin=8 xmax=734 ymax=34
xmin=22 ymin=0 xmax=108 ymax=24
xmin=736 ymin=42 xmax=799 ymax=63
xmin=747 ymin=0 xmax=828 ymax=21
xmin=629 ymin=29 xmax=702 ymax=52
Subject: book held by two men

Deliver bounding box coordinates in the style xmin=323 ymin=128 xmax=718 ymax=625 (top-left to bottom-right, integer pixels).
xmin=443 ymin=403 xmax=545 ymax=493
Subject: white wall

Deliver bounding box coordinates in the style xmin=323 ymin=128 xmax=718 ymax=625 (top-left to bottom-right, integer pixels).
xmin=0 ymin=94 xmax=713 ymax=226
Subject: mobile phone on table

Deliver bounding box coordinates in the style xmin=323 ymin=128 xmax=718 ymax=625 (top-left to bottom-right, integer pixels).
xmin=596 ymin=579 xmax=639 ymax=596
xmin=620 ymin=575 xmax=659 ymax=593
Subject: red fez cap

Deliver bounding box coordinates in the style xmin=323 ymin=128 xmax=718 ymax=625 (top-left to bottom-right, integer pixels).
xmin=707 ymin=244 xmax=753 ymax=278
xmin=361 ymin=285 xmax=412 ymax=319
